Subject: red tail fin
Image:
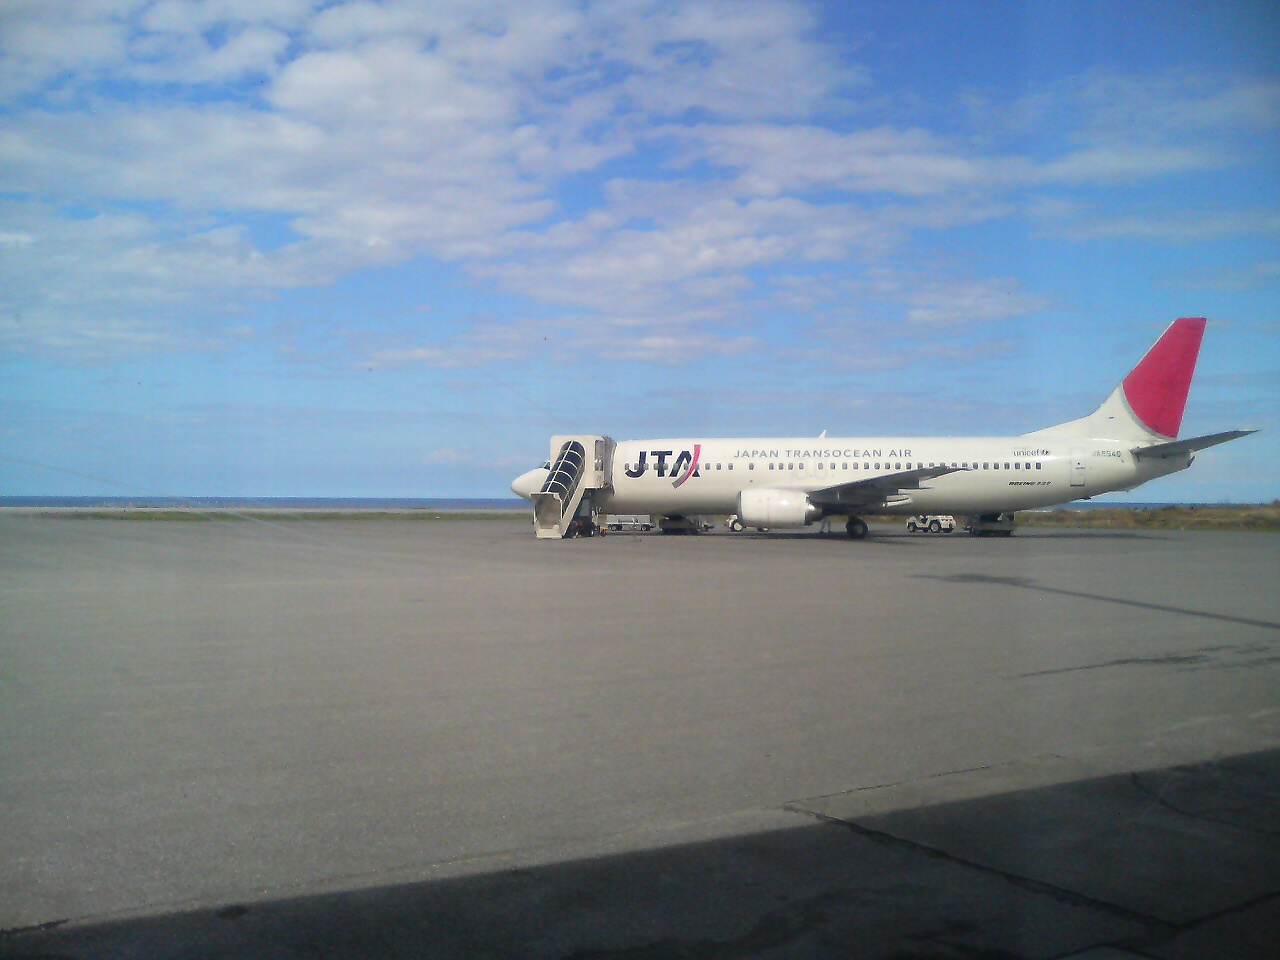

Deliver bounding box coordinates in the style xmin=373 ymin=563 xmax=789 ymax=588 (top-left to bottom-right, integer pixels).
xmin=1121 ymin=317 xmax=1206 ymax=439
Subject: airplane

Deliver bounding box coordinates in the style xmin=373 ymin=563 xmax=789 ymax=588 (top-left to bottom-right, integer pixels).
xmin=510 ymin=317 xmax=1255 ymax=539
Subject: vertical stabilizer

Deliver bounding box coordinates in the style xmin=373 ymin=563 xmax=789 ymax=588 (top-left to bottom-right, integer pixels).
xmin=1027 ymin=317 xmax=1207 ymax=442
xmin=1120 ymin=317 xmax=1205 ymax=439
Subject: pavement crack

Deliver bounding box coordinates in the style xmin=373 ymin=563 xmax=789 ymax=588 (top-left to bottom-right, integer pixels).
xmin=1018 ymin=653 xmax=1209 ymax=677
xmin=0 ymin=918 xmax=68 ymax=938
xmin=1165 ymin=888 xmax=1280 ymax=934
xmin=783 ymin=805 xmax=1171 ymax=932
xmin=555 ymin=891 xmax=849 ymax=959
xmin=1129 ymin=770 xmax=1280 ymax=836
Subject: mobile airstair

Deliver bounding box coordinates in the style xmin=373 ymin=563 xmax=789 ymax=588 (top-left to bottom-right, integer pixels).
xmin=532 ymin=435 xmax=616 ymax=539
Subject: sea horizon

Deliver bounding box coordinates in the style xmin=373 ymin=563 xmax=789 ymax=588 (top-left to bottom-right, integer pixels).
xmin=0 ymin=496 xmax=527 ymax=510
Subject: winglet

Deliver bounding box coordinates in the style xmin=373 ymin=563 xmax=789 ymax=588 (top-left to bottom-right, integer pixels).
xmin=1121 ymin=317 xmax=1206 ymax=439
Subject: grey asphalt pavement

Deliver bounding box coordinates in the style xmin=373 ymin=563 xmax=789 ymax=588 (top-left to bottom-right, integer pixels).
xmin=1 ymin=514 xmax=1277 ymax=957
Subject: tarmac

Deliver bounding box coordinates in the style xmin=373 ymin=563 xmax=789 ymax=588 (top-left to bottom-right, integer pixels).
xmin=1 ymin=513 xmax=1277 ymax=958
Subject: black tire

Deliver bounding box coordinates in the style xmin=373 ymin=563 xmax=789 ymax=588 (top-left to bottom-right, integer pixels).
xmin=846 ymin=518 xmax=869 ymax=539
xmin=928 ymin=520 xmax=941 ymax=533
xmin=907 ymin=522 xmax=918 ymax=533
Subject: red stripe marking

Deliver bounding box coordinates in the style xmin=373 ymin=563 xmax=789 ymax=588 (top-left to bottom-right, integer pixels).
xmin=672 ymin=443 xmax=702 ymax=488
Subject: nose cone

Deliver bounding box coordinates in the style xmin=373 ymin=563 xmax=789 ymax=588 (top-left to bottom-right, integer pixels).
xmin=510 ymin=467 xmax=548 ymax=501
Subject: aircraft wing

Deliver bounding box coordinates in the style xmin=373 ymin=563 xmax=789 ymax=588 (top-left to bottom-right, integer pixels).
xmin=806 ymin=465 xmax=964 ymax=511
xmin=1131 ymin=429 xmax=1257 ymax=460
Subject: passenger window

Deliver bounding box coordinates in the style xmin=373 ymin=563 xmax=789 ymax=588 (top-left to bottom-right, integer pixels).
xmin=983 ymin=462 xmax=989 ymax=469
xmin=748 ymin=463 xmax=754 ymax=470
xmin=1014 ymin=462 xmax=1020 ymax=469
xmin=1035 ymin=462 xmax=1041 ymax=470
xmin=1004 ymin=462 xmax=1010 ymax=470
xmin=769 ymin=463 xmax=775 ymax=470
xmin=727 ymin=463 xmax=733 ymax=470
xmin=788 ymin=463 xmax=794 ymax=471
xmin=818 ymin=462 xmax=824 ymax=470
xmin=843 ymin=462 xmax=848 ymax=470
xmin=895 ymin=462 xmax=902 ymax=470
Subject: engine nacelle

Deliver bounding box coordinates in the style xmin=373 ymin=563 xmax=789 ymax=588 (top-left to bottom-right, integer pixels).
xmin=737 ymin=488 xmax=819 ymax=528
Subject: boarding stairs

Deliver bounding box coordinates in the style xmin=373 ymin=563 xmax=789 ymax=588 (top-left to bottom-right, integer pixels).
xmin=532 ymin=435 xmax=616 ymax=539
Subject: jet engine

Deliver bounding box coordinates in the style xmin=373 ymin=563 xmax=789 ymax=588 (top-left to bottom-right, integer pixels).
xmin=737 ymin=488 xmax=820 ymax=528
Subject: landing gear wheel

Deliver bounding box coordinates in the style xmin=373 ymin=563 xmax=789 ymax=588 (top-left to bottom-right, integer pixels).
xmin=846 ymin=517 xmax=869 ymax=540
xmin=928 ymin=520 xmax=941 ymax=533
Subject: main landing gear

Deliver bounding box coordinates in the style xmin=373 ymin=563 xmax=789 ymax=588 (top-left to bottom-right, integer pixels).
xmin=967 ymin=513 xmax=1018 ymax=537
xmin=845 ymin=516 xmax=869 ymax=539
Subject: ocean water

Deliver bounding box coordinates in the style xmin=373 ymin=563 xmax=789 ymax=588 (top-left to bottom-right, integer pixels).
xmin=0 ymin=497 xmax=526 ymax=510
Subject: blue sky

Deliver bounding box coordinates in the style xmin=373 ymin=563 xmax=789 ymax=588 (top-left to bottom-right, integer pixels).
xmin=2 ymin=0 xmax=1277 ymax=501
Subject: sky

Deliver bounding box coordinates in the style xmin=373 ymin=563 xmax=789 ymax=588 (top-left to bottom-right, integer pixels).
xmin=2 ymin=0 xmax=1277 ymax=501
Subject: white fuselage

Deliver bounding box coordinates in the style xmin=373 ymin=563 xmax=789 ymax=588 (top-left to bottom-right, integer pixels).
xmin=596 ymin=435 xmax=1188 ymax=516
xmin=511 ymin=320 xmax=1251 ymax=534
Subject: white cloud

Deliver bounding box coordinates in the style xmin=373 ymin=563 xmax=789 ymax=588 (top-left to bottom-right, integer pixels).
xmin=1065 ymin=73 xmax=1280 ymax=138
xmin=1160 ymin=260 xmax=1280 ymax=292
xmin=130 ymin=26 xmax=293 ymax=85
xmin=0 ymin=2 xmax=1272 ymax=362
xmin=1044 ymin=208 xmax=1280 ymax=243
xmin=425 ymin=447 xmax=467 ymax=464
xmin=364 ymin=314 xmax=759 ymax=369
xmin=1039 ymin=144 xmax=1222 ymax=185
xmin=852 ymin=270 xmax=1050 ymax=327
xmin=487 ymin=192 xmax=883 ymax=313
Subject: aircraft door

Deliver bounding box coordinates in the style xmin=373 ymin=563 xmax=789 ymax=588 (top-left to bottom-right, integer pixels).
xmin=1070 ymin=448 xmax=1086 ymax=487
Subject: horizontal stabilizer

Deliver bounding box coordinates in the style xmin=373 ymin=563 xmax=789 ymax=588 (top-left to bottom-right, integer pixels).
xmin=1132 ymin=430 xmax=1257 ymax=459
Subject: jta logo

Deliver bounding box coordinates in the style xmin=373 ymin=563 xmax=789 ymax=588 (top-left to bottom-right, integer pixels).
xmin=624 ymin=444 xmax=702 ymax=488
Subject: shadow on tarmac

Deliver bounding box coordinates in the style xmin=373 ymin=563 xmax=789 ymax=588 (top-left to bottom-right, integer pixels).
xmin=4 ymin=751 xmax=1278 ymax=960
xmin=917 ymin=572 xmax=1280 ymax=632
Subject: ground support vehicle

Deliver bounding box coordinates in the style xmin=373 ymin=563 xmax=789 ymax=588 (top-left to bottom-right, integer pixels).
xmin=605 ymin=515 xmax=655 ymax=532
xmin=906 ymin=515 xmax=955 ymax=534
